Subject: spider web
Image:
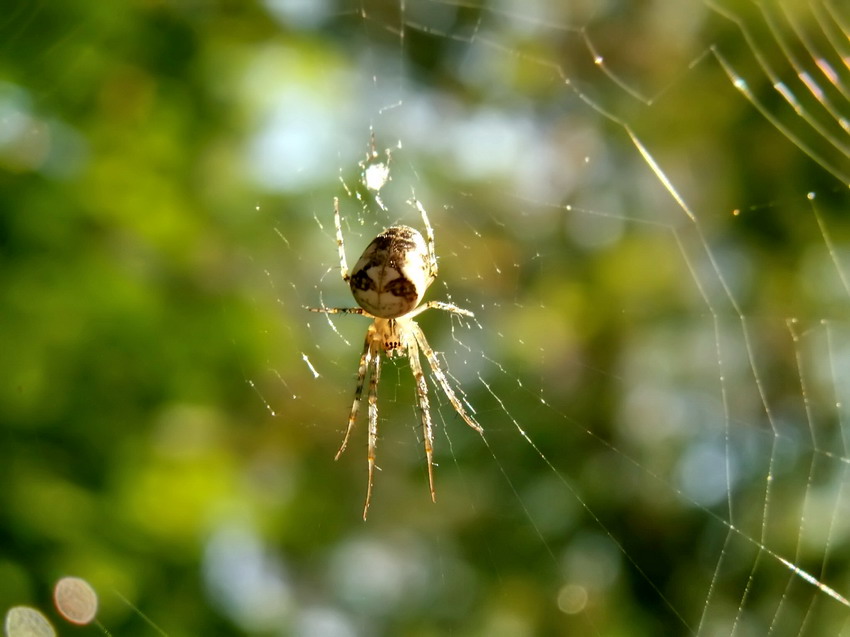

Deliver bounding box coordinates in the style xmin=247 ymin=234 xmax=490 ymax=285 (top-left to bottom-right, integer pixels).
xmin=3 ymin=0 xmax=850 ymax=636
xmin=253 ymin=1 xmax=850 ymax=635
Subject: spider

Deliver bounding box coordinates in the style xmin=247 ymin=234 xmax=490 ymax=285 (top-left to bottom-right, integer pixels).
xmin=309 ymin=196 xmax=483 ymax=519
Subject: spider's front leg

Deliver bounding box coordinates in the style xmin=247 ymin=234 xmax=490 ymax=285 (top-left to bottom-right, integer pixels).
xmin=407 ymin=333 xmax=437 ymax=502
xmin=411 ymin=322 xmax=483 ymax=435
xmin=332 ymin=323 xmax=383 ymax=520
xmin=335 ymin=324 xmax=376 ymax=460
xmin=364 ymin=343 xmax=381 ymax=520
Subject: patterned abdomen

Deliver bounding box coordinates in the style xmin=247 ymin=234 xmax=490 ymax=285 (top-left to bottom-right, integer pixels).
xmin=349 ymin=225 xmax=433 ymax=318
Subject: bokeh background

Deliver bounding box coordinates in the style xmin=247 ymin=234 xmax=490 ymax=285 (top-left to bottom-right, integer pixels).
xmin=3 ymin=0 xmax=850 ymax=635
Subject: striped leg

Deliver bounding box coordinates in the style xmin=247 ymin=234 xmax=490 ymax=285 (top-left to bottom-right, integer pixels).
xmin=407 ymin=300 xmax=474 ymax=320
xmin=407 ymin=333 xmax=437 ymax=502
xmin=363 ymin=344 xmax=381 ymax=520
xmin=336 ymin=325 xmax=375 ymax=460
xmin=333 ymin=196 xmax=351 ymax=283
xmin=411 ymin=322 xmax=483 ymax=435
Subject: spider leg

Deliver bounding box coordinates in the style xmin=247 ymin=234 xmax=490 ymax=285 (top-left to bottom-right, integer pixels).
xmin=333 ymin=196 xmax=351 ymax=283
xmin=364 ymin=342 xmax=381 ymax=520
xmin=411 ymin=322 xmax=484 ymax=435
xmin=307 ymin=307 xmax=366 ymax=315
xmin=406 ymin=332 xmax=437 ymax=502
xmin=336 ymin=325 xmax=375 ymax=460
xmin=407 ymin=300 xmax=474 ymax=319
xmin=409 ymin=198 xmax=438 ymax=278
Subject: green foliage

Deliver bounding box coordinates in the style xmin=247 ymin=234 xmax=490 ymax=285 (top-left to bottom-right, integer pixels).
xmin=3 ymin=1 xmax=850 ymax=636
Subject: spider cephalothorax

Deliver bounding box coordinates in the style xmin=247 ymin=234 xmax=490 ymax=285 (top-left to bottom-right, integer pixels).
xmin=309 ymin=197 xmax=483 ymax=519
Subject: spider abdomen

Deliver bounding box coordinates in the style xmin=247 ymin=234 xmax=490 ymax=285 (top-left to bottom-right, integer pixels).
xmin=349 ymin=225 xmax=433 ymax=318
